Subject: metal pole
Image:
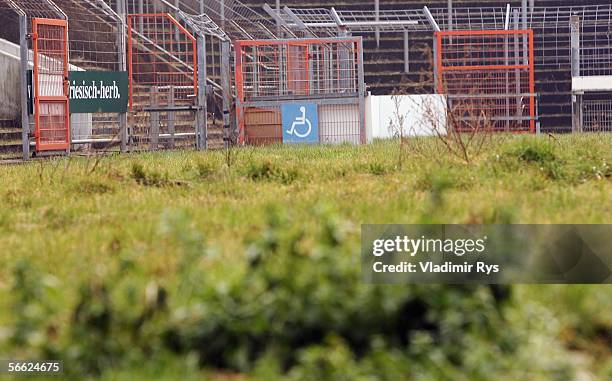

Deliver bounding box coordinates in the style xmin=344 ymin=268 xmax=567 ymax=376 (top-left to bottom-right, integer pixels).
xmin=168 ymin=86 xmax=175 ymax=149
xmin=447 ymin=0 xmax=453 ymax=31
xmin=253 ymin=46 xmax=259 ymax=96
xmin=403 ymin=30 xmax=410 ymax=73
xmin=138 ymin=0 xmax=144 ymax=35
xmin=196 ymin=34 xmax=208 ymax=150
xmin=19 ymin=14 xmax=30 ymax=160
xmin=432 ymin=35 xmax=439 ymax=93
xmin=357 ymin=37 xmax=366 ymax=144
xmin=570 ymin=15 xmax=583 ymax=133
xmin=221 ymin=41 xmax=232 ymax=147
xmin=276 ymin=0 xmax=281 ymax=37
xmin=117 ymin=0 xmax=128 ymax=152
xmin=375 ymin=0 xmax=380 ymax=48
xmin=522 ymin=0 xmax=528 ymax=66
xmin=149 ymin=86 xmax=159 ymax=151
xmin=220 ymin=0 xmax=226 ymax=30
xmin=424 ymin=6 xmax=441 ymax=93
xmin=513 ymin=9 xmax=521 ymax=122
xmin=505 ymin=28 xmax=510 ymax=131
xmin=174 ymin=0 xmax=180 ymax=42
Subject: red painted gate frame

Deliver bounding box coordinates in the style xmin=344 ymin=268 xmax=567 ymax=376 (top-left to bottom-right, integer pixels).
xmin=32 ymin=18 xmax=70 ymax=151
xmin=126 ymin=13 xmax=198 ymax=111
xmin=435 ymin=29 xmax=536 ymax=133
xmin=234 ymin=38 xmax=364 ymax=145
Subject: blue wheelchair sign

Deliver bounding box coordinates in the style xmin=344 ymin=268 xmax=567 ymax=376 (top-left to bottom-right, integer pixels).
xmin=282 ymin=103 xmax=319 ymax=144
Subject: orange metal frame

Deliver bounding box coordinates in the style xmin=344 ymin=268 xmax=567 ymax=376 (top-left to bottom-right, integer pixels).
xmin=126 ymin=13 xmax=198 ymax=111
xmin=234 ymin=38 xmax=363 ymax=144
xmin=435 ymin=29 xmax=536 ymax=133
xmin=32 ymin=18 xmax=70 ymax=151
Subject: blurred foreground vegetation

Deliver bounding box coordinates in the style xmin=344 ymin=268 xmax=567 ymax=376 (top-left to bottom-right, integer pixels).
xmin=0 ymin=135 xmax=611 ymax=380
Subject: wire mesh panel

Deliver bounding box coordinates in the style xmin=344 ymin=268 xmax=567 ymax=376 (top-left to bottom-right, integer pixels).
xmin=56 ymin=0 xmax=127 ymax=151
xmin=583 ymin=98 xmax=612 ymax=133
xmin=127 ymin=13 xmax=198 ymax=150
xmin=33 ymin=18 xmax=70 ymax=152
xmin=436 ymin=30 xmax=536 ymax=133
xmin=235 ymin=37 xmax=365 ymax=146
xmin=128 ymin=13 xmax=197 ymax=110
xmin=236 ymin=38 xmax=361 ymax=100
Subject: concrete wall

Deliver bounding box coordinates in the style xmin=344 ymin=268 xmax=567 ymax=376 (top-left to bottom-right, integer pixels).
xmin=0 ymin=45 xmax=22 ymax=120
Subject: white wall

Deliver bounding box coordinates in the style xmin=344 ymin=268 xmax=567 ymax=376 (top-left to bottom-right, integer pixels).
xmin=572 ymin=75 xmax=612 ymax=92
xmin=0 ymin=45 xmax=22 ymax=120
xmin=366 ymin=94 xmax=447 ymax=140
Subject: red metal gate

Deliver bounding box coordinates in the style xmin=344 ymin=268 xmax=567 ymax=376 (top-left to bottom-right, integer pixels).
xmin=127 ymin=13 xmax=198 ymax=111
xmin=126 ymin=13 xmax=199 ymax=150
xmin=32 ymin=18 xmax=70 ymax=152
xmin=235 ymin=38 xmax=364 ymax=145
xmin=436 ymin=30 xmax=536 ymax=133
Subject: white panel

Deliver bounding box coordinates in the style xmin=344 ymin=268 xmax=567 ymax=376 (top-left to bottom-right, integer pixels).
xmin=572 ymin=76 xmax=612 ymax=92
xmin=319 ymin=104 xmax=361 ymax=144
xmin=367 ymin=94 xmax=447 ymax=139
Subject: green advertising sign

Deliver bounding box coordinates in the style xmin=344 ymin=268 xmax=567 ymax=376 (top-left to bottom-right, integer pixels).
xmin=68 ymin=71 xmax=129 ymax=113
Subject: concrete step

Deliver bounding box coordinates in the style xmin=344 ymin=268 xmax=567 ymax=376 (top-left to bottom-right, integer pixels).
xmin=0 ymin=120 xmax=21 ymax=157
xmin=0 ymin=129 xmax=21 ymax=141
xmin=0 ymin=140 xmax=22 ymax=154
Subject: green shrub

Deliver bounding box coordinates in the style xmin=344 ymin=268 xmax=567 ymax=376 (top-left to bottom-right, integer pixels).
xmin=196 ymin=161 xmax=219 ymax=179
xmin=244 ymin=160 xmax=299 ymax=184
xmin=71 ymin=179 xmax=115 ymax=195
xmin=131 ymin=163 xmax=173 ymax=187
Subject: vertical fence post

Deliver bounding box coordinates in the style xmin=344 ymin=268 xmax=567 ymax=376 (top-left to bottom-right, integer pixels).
xmin=276 ymin=0 xmax=281 ymax=37
xmin=19 ymin=14 xmax=30 ymax=160
xmin=117 ymin=0 xmax=128 ymax=152
xmin=447 ymin=0 xmax=453 ymax=32
xmin=403 ymin=30 xmax=410 ymax=73
xmin=221 ymin=40 xmax=232 ymax=147
xmin=513 ymin=10 xmax=521 ymax=123
xmin=375 ymin=0 xmax=380 ymax=48
xmin=504 ymin=28 xmax=510 ymax=131
xmin=138 ymin=0 xmax=144 ymax=35
xmin=196 ymin=34 xmax=208 ymax=150
xmin=357 ymin=38 xmax=366 ymax=144
xmin=570 ymin=15 xmax=583 ymax=133
xmin=168 ymin=86 xmax=175 ymax=149
xmin=432 ymin=34 xmax=440 ymax=93
xmin=522 ymin=0 xmax=528 ymax=66
xmin=253 ymin=46 xmax=259 ymax=96
xmin=149 ymin=86 xmax=159 ymax=151
xmin=174 ymin=0 xmax=180 ymax=43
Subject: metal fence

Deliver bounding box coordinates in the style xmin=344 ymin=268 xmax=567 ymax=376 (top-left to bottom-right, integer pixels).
xmin=32 ymin=18 xmax=70 ymax=152
xmin=234 ymin=37 xmax=366 ymax=145
xmin=436 ymin=30 xmax=536 ymax=133
xmin=583 ymin=99 xmax=612 ymax=133
xmin=569 ymin=13 xmax=612 ymax=133
xmin=0 ymin=0 xmax=67 ymax=159
xmin=127 ymin=12 xmax=200 ymax=150
xmin=63 ymin=0 xmax=127 ymax=152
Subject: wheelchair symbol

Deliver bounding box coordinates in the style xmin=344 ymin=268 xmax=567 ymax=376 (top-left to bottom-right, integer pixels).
xmin=286 ymin=106 xmax=312 ymax=138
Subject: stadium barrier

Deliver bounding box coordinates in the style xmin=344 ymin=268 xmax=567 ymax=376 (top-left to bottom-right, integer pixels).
xmin=435 ymin=29 xmax=536 ymax=133
xmin=234 ymin=37 xmax=367 ymax=145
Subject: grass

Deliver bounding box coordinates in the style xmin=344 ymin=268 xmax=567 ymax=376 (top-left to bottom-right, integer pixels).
xmin=0 ymin=135 xmax=611 ymax=379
